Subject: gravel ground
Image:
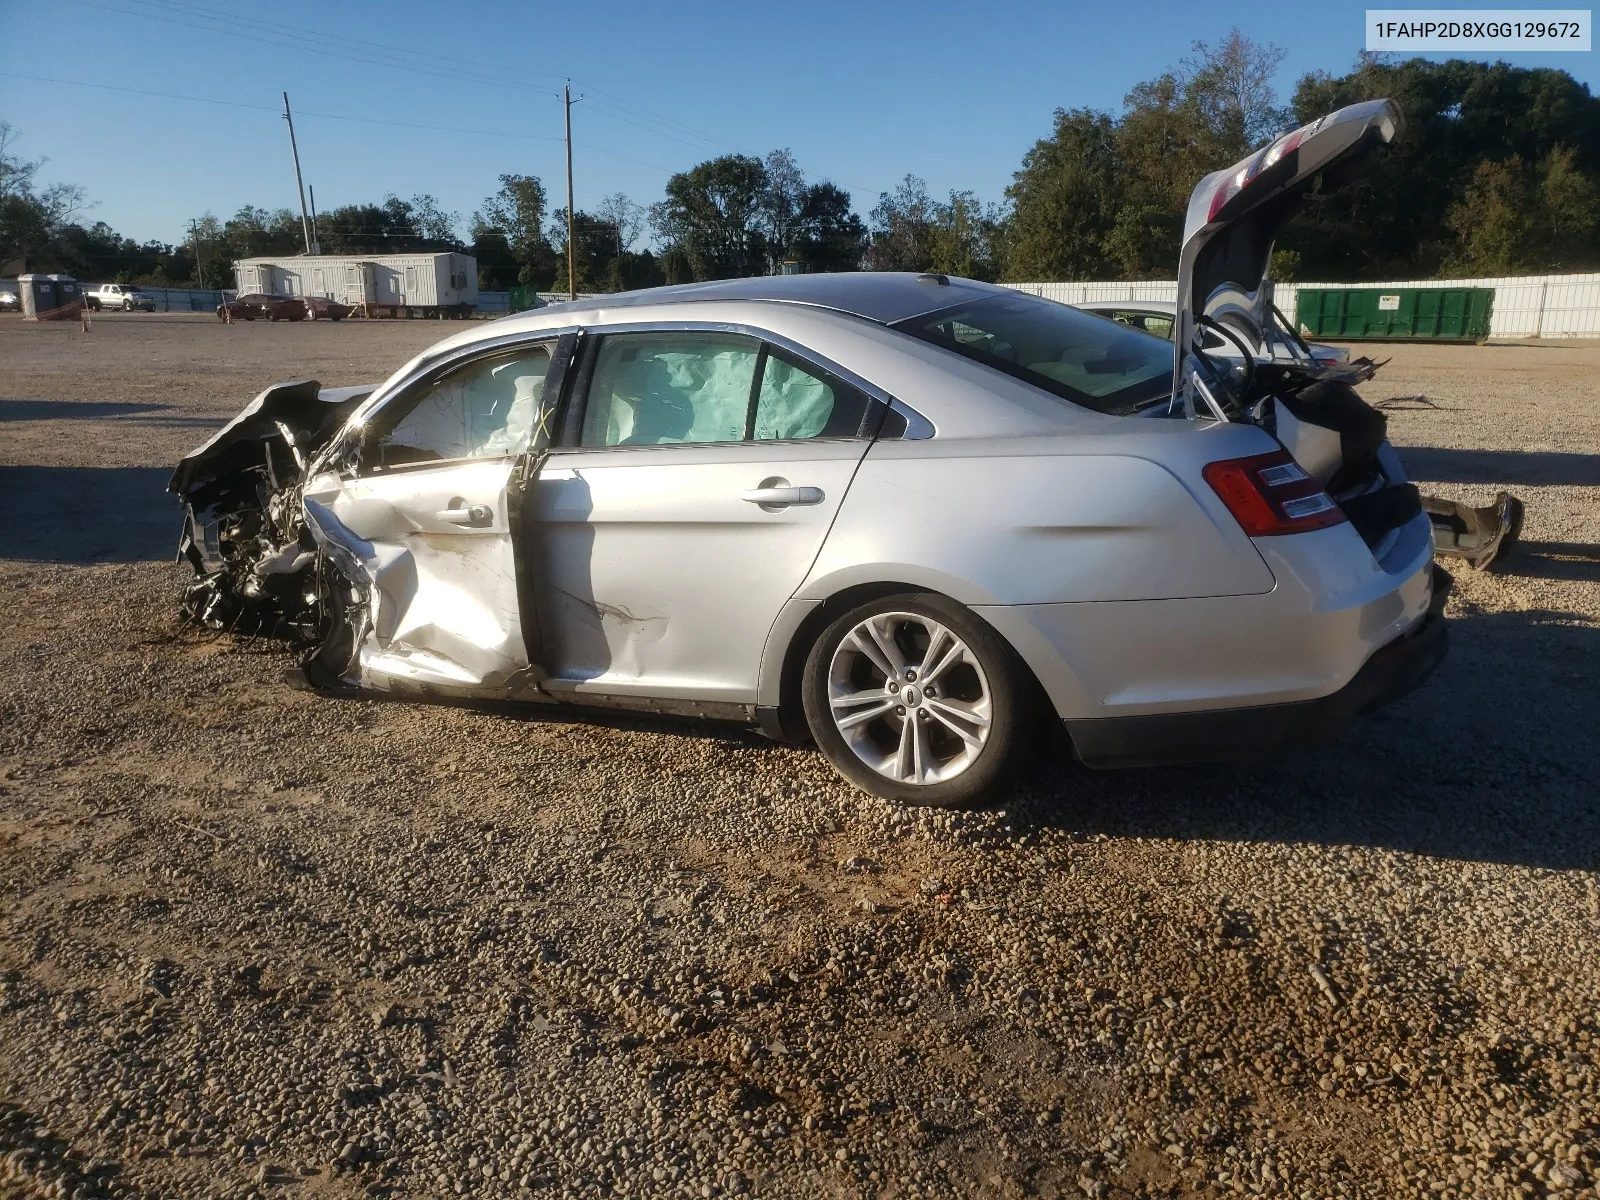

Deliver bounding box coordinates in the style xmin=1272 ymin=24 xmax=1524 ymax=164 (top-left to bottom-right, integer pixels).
xmin=1 ymin=312 xmax=1597 ymax=1200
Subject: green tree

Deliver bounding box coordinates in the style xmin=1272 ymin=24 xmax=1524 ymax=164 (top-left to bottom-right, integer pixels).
xmin=928 ymin=191 xmax=1002 ymax=280
xmin=1004 ymin=109 xmax=1120 ymax=280
xmin=0 ymin=121 xmax=90 ymax=272
xmin=867 ymin=177 xmax=999 ymax=279
xmin=407 ymin=194 xmax=460 ymax=245
xmin=1284 ymin=57 xmax=1600 ymax=278
xmin=795 ymin=182 xmax=865 ymax=271
xmin=1537 ymin=145 xmax=1600 ymax=270
xmin=759 ymin=149 xmax=809 ymax=268
xmin=594 ymin=193 xmax=659 ymax=291
xmin=473 ymin=174 xmax=559 ymax=288
xmin=651 ymin=154 xmax=770 ymax=280
xmin=1181 ymin=29 xmax=1291 ymax=163
xmin=471 ymin=229 xmax=520 ymax=290
xmin=1445 ymin=157 xmax=1538 ymax=274
xmin=866 ymin=176 xmax=936 ymax=271
xmin=1002 ymin=32 xmax=1288 ymax=282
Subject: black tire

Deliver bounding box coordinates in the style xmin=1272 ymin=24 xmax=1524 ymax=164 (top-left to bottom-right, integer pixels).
xmin=801 ymin=592 xmax=1032 ymax=808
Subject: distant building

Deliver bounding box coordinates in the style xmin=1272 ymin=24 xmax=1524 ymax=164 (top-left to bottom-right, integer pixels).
xmin=233 ymin=252 xmax=478 ymax=316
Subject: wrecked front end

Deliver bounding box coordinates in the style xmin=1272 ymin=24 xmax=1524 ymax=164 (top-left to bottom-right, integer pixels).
xmin=169 ymin=380 xmax=373 ymax=683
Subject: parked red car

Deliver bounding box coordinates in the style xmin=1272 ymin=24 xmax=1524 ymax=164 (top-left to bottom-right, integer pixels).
xmin=217 ymin=294 xmax=305 ymax=322
xmin=301 ymin=296 xmax=353 ymax=321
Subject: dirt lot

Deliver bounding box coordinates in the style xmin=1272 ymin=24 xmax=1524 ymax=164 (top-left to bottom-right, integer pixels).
xmin=1 ymin=311 xmax=1597 ymax=1200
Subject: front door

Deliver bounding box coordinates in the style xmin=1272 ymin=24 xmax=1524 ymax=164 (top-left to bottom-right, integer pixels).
xmin=300 ymin=337 xmax=562 ymax=692
xmin=532 ymin=329 xmax=881 ymax=704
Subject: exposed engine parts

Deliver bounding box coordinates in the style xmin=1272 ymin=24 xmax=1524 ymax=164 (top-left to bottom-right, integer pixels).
xmin=170 ymin=379 xmax=373 ymax=686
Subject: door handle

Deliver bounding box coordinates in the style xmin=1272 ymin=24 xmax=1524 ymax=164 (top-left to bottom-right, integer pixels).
xmin=436 ymin=503 xmax=492 ymax=526
xmin=740 ymin=486 xmax=823 ymax=507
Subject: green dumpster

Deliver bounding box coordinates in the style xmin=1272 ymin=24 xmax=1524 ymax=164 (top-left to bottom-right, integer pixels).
xmin=1294 ymin=287 xmax=1493 ymax=342
xmin=507 ymin=284 xmax=544 ymax=313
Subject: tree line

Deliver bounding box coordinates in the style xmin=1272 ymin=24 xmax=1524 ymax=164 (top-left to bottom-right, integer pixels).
xmin=4 ymin=34 xmax=1597 ymax=290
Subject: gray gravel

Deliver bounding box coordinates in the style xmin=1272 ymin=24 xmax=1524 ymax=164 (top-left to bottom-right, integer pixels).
xmin=1 ymin=314 xmax=1597 ymax=1199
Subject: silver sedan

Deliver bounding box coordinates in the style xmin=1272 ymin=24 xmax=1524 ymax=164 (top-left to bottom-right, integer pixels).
xmin=172 ymin=98 xmax=1444 ymax=808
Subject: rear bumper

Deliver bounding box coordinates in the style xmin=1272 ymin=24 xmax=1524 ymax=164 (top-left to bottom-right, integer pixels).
xmin=1065 ymin=568 xmax=1450 ymax=768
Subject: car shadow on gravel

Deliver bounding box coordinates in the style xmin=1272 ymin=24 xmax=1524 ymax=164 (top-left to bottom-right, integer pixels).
xmin=1497 ymin=540 xmax=1600 ymax=583
xmin=0 ymin=466 xmax=177 ymax=563
xmin=0 ymin=398 xmax=221 ymax=427
xmin=1 ymin=399 xmax=169 ymax=420
xmin=1009 ymin=605 xmax=1600 ymax=872
xmin=1397 ymin=445 xmax=1600 ymax=486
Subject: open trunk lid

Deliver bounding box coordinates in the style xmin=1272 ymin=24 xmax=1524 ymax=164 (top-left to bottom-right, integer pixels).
xmin=1173 ymin=98 xmax=1402 ymax=398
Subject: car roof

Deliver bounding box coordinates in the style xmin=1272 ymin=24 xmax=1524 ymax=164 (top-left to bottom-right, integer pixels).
xmin=529 ymin=272 xmax=1013 ymax=326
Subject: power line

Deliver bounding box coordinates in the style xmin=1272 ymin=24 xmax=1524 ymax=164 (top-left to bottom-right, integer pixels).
xmin=52 ymin=1 xmax=891 ymax=193
xmin=117 ymin=0 xmax=574 ymax=90
xmin=145 ymin=0 xmax=741 ymax=153
xmin=70 ymin=0 xmax=741 ymax=155
xmin=17 ymin=69 xmax=690 ymax=180
xmin=8 ymin=73 xmax=558 ymax=145
xmin=67 ymin=0 xmax=563 ymax=102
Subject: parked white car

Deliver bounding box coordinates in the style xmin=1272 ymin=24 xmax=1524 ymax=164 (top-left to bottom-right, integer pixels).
xmin=170 ymin=98 xmax=1442 ymax=808
xmin=1074 ymin=299 xmax=1351 ymax=368
xmin=87 ymin=282 xmax=156 ymax=312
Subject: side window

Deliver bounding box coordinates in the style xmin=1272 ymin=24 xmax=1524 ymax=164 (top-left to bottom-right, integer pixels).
xmin=372 ymin=345 xmax=553 ymax=469
xmin=754 ymin=348 xmax=873 ymax=440
xmin=580 ymin=332 xmax=759 ymax=448
xmin=1138 ymin=313 xmax=1175 ymax=340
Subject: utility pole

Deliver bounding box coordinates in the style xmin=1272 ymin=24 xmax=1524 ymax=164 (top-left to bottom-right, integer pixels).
xmin=282 ymin=92 xmax=315 ymax=255
xmin=309 ymin=184 xmax=322 ymax=258
xmin=190 ymin=219 xmax=206 ymax=289
xmin=564 ymin=82 xmax=579 ymax=300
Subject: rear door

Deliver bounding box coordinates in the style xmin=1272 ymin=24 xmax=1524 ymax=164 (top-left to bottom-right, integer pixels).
xmin=300 ymin=335 xmax=570 ymax=692
xmin=531 ymin=328 xmax=883 ymax=703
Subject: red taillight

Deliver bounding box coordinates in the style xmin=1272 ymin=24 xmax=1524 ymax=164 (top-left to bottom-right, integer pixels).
xmin=1202 ymin=450 xmax=1347 ymax=536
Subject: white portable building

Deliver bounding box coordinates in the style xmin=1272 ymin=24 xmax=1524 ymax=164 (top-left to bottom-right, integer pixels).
xmin=232 ymin=252 xmax=478 ymax=314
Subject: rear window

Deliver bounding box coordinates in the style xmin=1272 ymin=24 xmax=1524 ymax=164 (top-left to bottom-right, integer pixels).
xmin=892 ymin=293 xmax=1174 ymax=415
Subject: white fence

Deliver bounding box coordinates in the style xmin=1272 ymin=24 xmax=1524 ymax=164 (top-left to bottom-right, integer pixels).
xmin=1003 ymin=272 xmax=1600 ymax=339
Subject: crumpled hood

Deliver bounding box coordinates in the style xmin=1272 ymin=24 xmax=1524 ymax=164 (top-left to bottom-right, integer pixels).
xmin=1173 ymin=98 xmax=1402 ymax=390
xmin=169 ymin=381 xmax=374 ymax=495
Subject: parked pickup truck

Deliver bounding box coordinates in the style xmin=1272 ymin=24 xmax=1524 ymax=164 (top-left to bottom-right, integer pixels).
xmin=86 ymin=283 xmax=156 ymax=312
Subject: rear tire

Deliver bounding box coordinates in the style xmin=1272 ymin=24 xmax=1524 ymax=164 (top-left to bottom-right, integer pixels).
xmin=801 ymin=592 xmax=1031 ymax=808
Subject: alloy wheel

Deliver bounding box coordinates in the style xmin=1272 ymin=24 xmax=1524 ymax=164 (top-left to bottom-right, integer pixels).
xmin=826 ymin=611 xmax=993 ymax=786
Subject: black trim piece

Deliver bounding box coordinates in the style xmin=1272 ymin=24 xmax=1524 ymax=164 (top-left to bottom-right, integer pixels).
xmin=754 ymin=705 xmax=808 ymax=744
xmin=1066 ymin=609 xmax=1449 ymax=769
xmin=559 ymin=333 xmax=599 ymax=448
xmin=745 ymin=343 xmax=769 ymax=442
xmin=1343 ymin=483 xmax=1422 ymax=549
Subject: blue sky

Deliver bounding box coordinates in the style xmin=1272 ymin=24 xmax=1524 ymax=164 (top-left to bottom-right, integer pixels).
xmin=1 ymin=0 xmax=1594 ymax=246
